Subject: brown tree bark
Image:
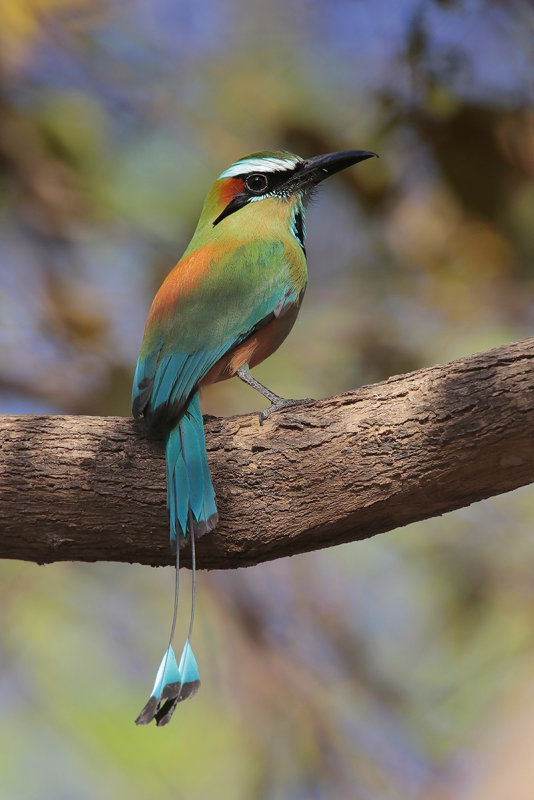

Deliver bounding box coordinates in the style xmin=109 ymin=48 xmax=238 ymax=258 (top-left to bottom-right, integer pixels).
xmin=0 ymin=338 xmax=533 ymax=569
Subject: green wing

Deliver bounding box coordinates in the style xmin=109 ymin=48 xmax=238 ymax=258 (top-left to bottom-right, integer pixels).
xmin=132 ymin=240 xmax=305 ymax=425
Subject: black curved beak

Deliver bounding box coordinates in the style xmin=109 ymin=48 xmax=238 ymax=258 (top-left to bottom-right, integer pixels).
xmin=291 ymin=149 xmax=378 ymax=191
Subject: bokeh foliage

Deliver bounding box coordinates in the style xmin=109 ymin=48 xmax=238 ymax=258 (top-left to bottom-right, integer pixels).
xmin=1 ymin=1 xmax=534 ymax=798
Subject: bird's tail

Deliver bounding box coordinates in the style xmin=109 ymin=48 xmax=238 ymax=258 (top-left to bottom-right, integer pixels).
xmin=164 ymin=391 xmax=218 ymax=550
xmin=135 ymin=391 xmax=217 ymax=726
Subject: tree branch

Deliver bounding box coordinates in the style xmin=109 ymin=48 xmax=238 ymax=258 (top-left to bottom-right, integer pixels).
xmin=1 ymin=338 xmax=533 ymax=569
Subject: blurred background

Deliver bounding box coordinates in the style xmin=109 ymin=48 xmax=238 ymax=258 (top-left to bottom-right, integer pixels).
xmin=1 ymin=0 xmax=534 ymax=798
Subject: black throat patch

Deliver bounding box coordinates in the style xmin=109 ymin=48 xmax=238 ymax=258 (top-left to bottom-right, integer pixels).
xmin=292 ymin=208 xmax=306 ymax=254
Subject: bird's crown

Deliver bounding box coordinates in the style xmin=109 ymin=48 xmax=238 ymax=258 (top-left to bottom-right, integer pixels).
xmin=218 ymin=150 xmax=302 ymax=180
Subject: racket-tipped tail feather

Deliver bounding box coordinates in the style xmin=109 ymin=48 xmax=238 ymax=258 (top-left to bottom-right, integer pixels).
xmin=135 ymin=642 xmax=201 ymax=726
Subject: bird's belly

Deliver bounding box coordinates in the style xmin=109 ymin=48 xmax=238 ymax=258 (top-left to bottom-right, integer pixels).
xmin=200 ymin=303 xmax=300 ymax=387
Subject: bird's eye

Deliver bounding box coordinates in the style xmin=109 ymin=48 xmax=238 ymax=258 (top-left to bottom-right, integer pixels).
xmin=245 ymin=173 xmax=268 ymax=194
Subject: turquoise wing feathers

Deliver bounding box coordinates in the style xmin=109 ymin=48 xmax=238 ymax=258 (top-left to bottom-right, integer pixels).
xmin=132 ymin=239 xmax=305 ymax=426
xmin=132 ymin=342 xmax=232 ymax=425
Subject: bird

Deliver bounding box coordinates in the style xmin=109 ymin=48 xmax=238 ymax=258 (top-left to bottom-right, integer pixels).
xmin=132 ymin=147 xmax=377 ymax=725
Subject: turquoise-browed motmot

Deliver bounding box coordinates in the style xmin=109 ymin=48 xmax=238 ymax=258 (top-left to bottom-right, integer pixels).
xmin=132 ymin=148 xmax=377 ymax=725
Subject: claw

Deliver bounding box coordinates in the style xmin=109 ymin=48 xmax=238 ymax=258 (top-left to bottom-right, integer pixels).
xmin=259 ymin=397 xmax=315 ymax=425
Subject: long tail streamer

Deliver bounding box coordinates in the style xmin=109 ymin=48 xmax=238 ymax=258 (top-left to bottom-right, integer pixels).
xmin=135 ymin=515 xmax=200 ymax=726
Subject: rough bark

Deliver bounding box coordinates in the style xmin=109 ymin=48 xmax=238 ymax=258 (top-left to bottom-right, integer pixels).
xmin=0 ymin=338 xmax=533 ymax=569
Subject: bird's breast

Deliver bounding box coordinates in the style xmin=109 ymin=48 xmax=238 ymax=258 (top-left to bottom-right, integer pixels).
xmin=200 ymin=297 xmax=303 ymax=386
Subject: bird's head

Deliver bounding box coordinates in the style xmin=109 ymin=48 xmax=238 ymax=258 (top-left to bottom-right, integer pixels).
xmin=189 ymin=149 xmax=377 ymax=251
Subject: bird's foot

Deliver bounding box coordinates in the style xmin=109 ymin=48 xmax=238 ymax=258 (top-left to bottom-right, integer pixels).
xmin=259 ymin=397 xmax=315 ymax=426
